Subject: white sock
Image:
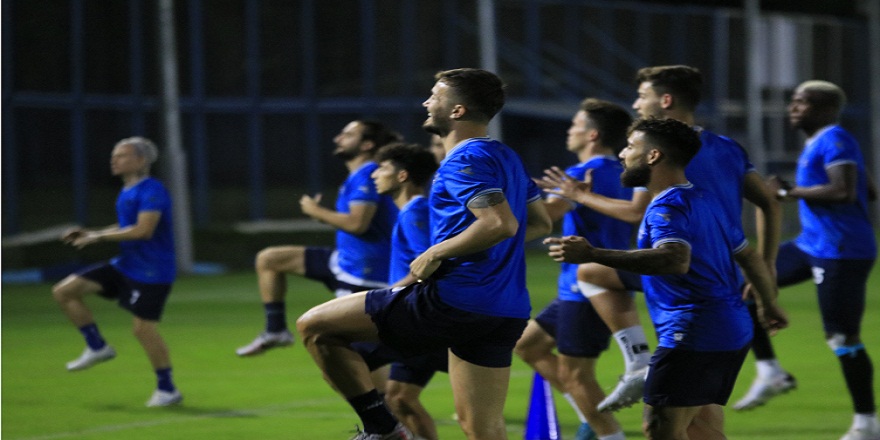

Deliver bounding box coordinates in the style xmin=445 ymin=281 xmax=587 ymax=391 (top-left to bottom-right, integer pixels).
xmin=853 ymin=413 xmax=879 ymax=430
xmin=599 ymin=431 xmax=626 ymax=440
xmin=755 ymin=359 xmax=784 ymax=379
xmin=613 ymin=325 xmax=651 ymax=373
xmin=563 ymin=392 xmax=587 ymax=423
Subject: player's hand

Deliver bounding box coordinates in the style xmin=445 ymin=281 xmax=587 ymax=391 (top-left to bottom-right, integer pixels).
xmin=758 ymin=302 xmax=789 ymax=336
xmin=409 ymin=251 xmax=441 ymax=281
xmin=539 ymin=166 xmax=592 ymax=202
xmin=299 ymin=193 xmax=322 ymax=217
xmin=70 ymin=232 xmax=101 ymax=249
xmin=60 ymin=227 xmax=85 ymax=244
xmin=544 ymin=235 xmax=593 ymax=264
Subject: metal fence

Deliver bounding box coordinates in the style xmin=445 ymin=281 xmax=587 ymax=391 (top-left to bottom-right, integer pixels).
xmin=2 ymin=0 xmax=874 ymax=236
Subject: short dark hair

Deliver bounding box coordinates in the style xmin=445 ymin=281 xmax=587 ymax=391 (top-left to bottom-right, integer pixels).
xmin=375 ymin=142 xmax=439 ymax=187
xmin=635 ymin=65 xmax=703 ymax=111
xmin=629 ymin=117 xmax=701 ymax=167
xmin=435 ymin=68 xmax=505 ymax=121
xmin=356 ymin=119 xmax=403 ymax=155
xmin=579 ymin=98 xmax=633 ymax=152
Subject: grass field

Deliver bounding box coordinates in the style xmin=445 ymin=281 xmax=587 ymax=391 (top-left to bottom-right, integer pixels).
xmin=3 ymin=250 xmax=879 ymax=439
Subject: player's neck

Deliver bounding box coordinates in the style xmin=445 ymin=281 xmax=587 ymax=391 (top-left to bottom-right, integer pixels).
xmin=444 ymin=122 xmax=489 ymax=153
xmin=122 ymin=172 xmax=148 ymax=188
xmin=666 ymin=110 xmax=695 ymax=127
xmin=647 ymin=168 xmax=688 ymax=196
xmin=393 ymin=185 xmax=425 ymax=209
xmin=578 ymin=143 xmax=614 ymax=162
xmin=345 ymin=155 xmax=371 ymax=172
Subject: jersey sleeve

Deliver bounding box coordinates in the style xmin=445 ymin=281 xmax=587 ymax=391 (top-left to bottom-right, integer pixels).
xmin=820 ymin=131 xmax=860 ymax=169
xmin=398 ymin=205 xmax=432 ymax=255
xmin=645 ymin=203 xmax=692 ymax=250
xmin=347 ymin=168 xmax=381 ymax=205
xmin=139 ymin=181 xmax=171 ymax=213
xmin=442 ymin=152 xmax=503 ymax=206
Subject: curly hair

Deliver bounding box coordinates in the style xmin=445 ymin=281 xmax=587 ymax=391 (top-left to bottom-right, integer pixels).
xmin=375 ymin=142 xmax=439 ymax=187
xmin=628 ymin=117 xmax=701 ymax=167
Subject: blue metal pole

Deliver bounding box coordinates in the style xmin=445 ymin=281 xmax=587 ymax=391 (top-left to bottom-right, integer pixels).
xmin=2 ymin=0 xmax=17 ymax=234
xmin=245 ymin=0 xmax=265 ymax=220
xmin=188 ymin=0 xmax=210 ymax=225
xmin=71 ymin=0 xmax=89 ymax=226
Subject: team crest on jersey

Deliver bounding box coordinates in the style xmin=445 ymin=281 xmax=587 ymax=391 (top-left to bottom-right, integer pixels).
xmin=457 ymin=166 xmax=474 ymax=175
xmin=358 ymin=185 xmax=371 ymax=193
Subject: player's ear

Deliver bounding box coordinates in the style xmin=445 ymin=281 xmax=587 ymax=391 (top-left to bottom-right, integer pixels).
xmin=397 ymin=169 xmax=410 ymax=184
xmin=647 ymin=149 xmax=664 ymax=166
xmin=450 ymin=104 xmax=466 ymax=119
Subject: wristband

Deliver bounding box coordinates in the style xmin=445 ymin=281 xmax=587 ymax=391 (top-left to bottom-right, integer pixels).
xmin=777 ymin=188 xmax=789 ymax=198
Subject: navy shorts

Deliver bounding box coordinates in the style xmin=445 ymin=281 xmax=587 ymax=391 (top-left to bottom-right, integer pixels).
xmin=365 ymin=281 xmax=528 ymax=368
xmin=389 ymin=350 xmax=449 ymax=387
xmin=644 ymin=345 xmax=750 ymax=407
xmin=351 ymin=342 xmax=447 ymax=387
xmin=535 ymin=299 xmax=611 ymax=357
xmin=776 ymin=241 xmax=875 ymax=335
xmin=305 ymin=247 xmax=386 ymax=296
xmin=78 ymin=263 xmax=172 ymax=321
xmin=616 ymin=269 xmax=643 ymax=291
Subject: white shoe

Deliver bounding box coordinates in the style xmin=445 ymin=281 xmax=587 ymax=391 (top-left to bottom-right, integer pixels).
xmin=66 ymin=345 xmax=116 ymax=371
xmin=597 ymin=366 xmax=648 ymax=412
xmin=841 ymin=426 xmax=880 ymax=440
xmin=732 ymin=373 xmax=797 ymax=411
xmin=146 ymin=389 xmax=183 ymax=407
xmin=349 ymin=423 xmax=414 ymax=440
xmin=235 ymin=330 xmax=294 ymax=356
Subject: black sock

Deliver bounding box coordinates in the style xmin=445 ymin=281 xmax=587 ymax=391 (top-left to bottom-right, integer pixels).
xmin=347 ymin=389 xmax=397 ymax=434
xmin=264 ymin=302 xmax=287 ymax=333
xmin=837 ymin=346 xmax=876 ymax=414
xmin=748 ymin=302 xmax=777 ymax=360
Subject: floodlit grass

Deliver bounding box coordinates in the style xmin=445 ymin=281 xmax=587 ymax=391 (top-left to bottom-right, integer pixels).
xmin=3 ymin=250 xmax=879 ymax=439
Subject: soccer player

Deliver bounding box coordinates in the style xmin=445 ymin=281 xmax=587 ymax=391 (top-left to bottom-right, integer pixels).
xmin=546 ymin=117 xmax=787 ymax=440
xmin=363 ymin=142 xmax=445 ymax=439
xmin=52 ymin=137 xmax=182 ymax=407
xmin=296 ymin=68 xmax=552 ymax=440
xmin=762 ymin=80 xmax=878 ymax=439
xmin=235 ymin=120 xmax=400 ymax=356
xmin=514 ymin=98 xmax=633 ymax=440
xmin=543 ymin=65 xmax=784 ymax=412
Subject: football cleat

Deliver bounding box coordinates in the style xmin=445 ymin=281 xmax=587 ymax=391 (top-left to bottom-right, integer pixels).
xmin=235 ymin=330 xmax=294 ymax=356
xmin=597 ymin=366 xmax=648 ymax=412
xmin=146 ymin=389 xmax=183 ymax=407
xmin=732 ymin=373 xmax=797 ymax=411
xmin=66 ymin=345 xmax=117 ymax=371
xmin=349 ymin=423 xmax=414 ymax=440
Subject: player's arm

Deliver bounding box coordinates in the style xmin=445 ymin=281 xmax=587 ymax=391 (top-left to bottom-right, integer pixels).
xmin=301 ymin=193 xmax=377 ymax=235
xmin=524 ymin=198 xmax=553 ymax=242
xmin=540 ymin=166 xmax=650 ymax=224
xmin=771 ymin=163 xmax=858 ymax=204
xmin=410 ymin=192 xmax=518 ymax=280
xmin=734 ymin=245 xmax=788 ymax=334
xmin=68 ymin=211 xmax=162 ymax=249
xmin=744 ymin=172 xmax=781 ymax=271
xmin=545 ymin=235 xmax=690 ymax=275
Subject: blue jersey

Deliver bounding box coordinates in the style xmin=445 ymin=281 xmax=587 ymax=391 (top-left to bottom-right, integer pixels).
xmin=389 ymin=196 xmax=431 ymax=284
xmin=637 ymin=183 xmax=753 ymax=351
xmin=335 ymin=162 xmax=399 ymax=285
xmin=429 ymin=137 xmax=542 ymax=318
xmin=111 ymin=177 xmax=176 ymax=284
xmin=793 ymin=125 xmax=876 ymax=259
xmin=554 ymin=156 xmax=633 ymax=302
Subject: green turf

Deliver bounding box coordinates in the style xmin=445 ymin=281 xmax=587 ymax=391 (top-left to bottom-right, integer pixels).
xmin=3 ymin=250 xmax=879 ymax=439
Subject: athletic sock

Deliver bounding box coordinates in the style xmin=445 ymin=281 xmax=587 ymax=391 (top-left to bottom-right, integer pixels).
xmin=347 ymin=389 xmax=397 ymax=434
xmin=748 ymin=302 xmax=777 ymax=360
xmin=836 ymin=345 xmax=876 ymax=414
xmin=78 ymin=323 xmax=107 ymax=350
xmin=156 ymin=367 xmax=176 ymax=392
xmin=264 ymin=302 xmax=287 ymax=333
xmin=756 ymin=359 xmax=785 ymax=380
xmin=613 ymin=325 xmax=651 ymax=373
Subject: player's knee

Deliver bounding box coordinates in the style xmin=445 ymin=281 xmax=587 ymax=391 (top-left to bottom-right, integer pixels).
xmin=295 ymin=309 xmax=327 ymax=345
xmin=51 ymin=276 xmax=80 ymax=303
xmin=254 ymin=247 xmax=277 ymax=271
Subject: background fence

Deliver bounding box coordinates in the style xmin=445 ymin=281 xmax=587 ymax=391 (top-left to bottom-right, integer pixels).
xmin=2 ymin=0 xmax=876 ymax=266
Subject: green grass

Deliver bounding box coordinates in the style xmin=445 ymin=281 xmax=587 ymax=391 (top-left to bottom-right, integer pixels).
xmin=3 ymin=250 xmax=879 ymax=439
